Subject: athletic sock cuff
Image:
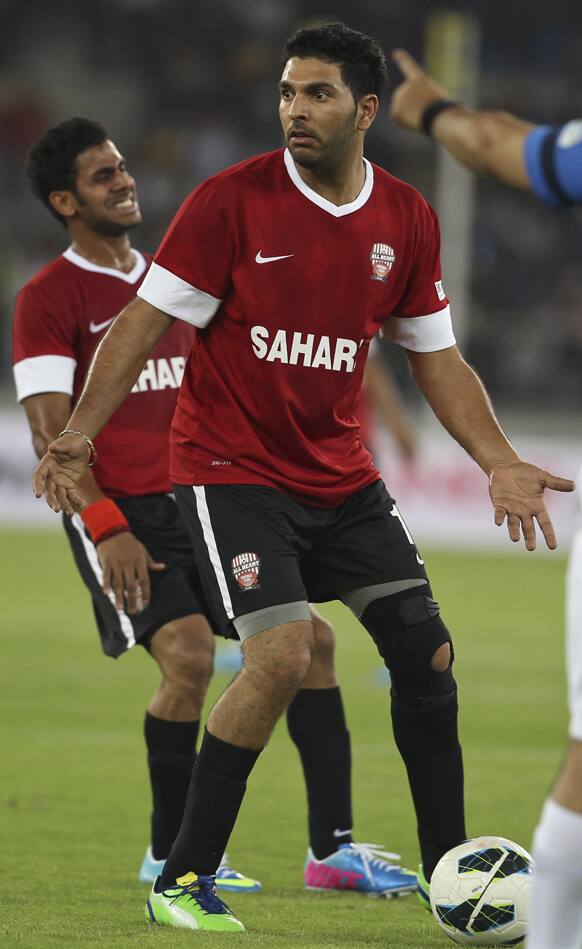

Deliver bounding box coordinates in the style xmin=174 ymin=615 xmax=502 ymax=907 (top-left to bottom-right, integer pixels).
xmin=198 ymin=728 xmax=262 ymax=782
xmin=144 ymin=712 xmax=200 ymax=755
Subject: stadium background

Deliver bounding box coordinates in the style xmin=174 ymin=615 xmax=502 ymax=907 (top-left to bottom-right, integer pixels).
xmin=1 ymin=2 xmax=580 ymax=946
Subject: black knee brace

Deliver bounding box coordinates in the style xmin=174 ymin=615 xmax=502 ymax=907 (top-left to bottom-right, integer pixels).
xmin=361 ymin=589 xmax=456 ymax=709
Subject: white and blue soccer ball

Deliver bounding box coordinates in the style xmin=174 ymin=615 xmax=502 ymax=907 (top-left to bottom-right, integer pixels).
xmin=429 ymin=836 xmax=533 ymax=946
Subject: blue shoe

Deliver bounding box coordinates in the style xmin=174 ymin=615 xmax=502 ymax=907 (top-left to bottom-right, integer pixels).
xmin=139 ymin=847 xmax=262 ymax=893
xmin=416 ymin=863 xmax=431 ymax=910
xmin=304 ymin=842 xmax=417 ymax=897
xmin=215 ymin=852 xmax=262 ymax=893
xmin=139 ymin=846 xmax=164 ymax=884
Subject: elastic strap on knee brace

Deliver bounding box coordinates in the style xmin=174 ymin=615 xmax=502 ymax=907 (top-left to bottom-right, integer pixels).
xmin=361 ymin=591 xmax=455 ymax=708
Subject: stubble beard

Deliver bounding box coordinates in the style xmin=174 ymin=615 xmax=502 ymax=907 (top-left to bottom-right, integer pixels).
xmin=290 ymin=117 xmax=357 ymax=177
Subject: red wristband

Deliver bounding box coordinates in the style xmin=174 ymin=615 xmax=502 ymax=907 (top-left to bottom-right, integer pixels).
xmin=80 ymin=498 xmax=130 ymax=545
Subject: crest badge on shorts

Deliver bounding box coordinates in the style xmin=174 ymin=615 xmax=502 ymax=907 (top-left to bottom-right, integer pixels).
xmin=370 ymin=242 xmax=396 ymax=282
xmin=231 ymin=552 xmax=261 ymax=590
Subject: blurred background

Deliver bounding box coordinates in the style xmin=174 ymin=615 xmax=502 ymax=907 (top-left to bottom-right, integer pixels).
xmin=1 ymin=0 xmax=581 ymax=543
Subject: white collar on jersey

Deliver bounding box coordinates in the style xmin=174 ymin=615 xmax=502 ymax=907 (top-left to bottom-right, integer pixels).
xmin=283 ymin=148 xmax=374 ymax=218
xmin=62 ymin=246 xmax=147 ymax=284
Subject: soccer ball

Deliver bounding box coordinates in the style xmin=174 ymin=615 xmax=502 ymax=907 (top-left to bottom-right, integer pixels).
xmin=429 ymin=836 xmax=533 ymax=946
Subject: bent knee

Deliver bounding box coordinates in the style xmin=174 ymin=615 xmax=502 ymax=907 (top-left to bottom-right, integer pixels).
xmin=431 ymin=642 xmax=451 ymax=673
xmin=310 ymin=611 xmax=336 ymax=666
xmin=361 ymin=590 xmax=456 ymax=708
xmin=151 ymin=616 xmax=215 ymax=686
xmin=244 ymin=619 xmax=314 ymax=691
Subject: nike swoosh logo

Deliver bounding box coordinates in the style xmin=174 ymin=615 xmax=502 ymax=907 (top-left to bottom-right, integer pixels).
xmin=255 ymin=250 xmax=294 ymax=264
xmin=89 ymin=317 xmax=115 ymax=333
xmin=333 ymin=828 xmax=353 ymax=838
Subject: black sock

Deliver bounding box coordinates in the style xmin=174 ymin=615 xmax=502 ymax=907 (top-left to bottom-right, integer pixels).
xmin=144 ymin=712 xmax=199 ymax=860
xmin=287 ymin=686 xmax=353 ymax=859
xmin=391 ymin=690 xmax=465 ymax=879
xmin=159 ymin=728 xmax=262 ymax=887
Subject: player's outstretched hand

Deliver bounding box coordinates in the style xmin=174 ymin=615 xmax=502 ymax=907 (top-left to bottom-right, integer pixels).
xmin=32 ymin=431 xmax=90 ymax=515
xmin=97 ymin=532 xmax=165 ymax=615
xmin=489 ymin=461 xmax=575 ymax=551
xmin=389 ymin=49 xmax=451 ymax=131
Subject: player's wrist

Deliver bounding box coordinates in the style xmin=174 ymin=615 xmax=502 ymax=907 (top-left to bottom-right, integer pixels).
xmin=420 ymin=99 xmax=461 ymax=136
xmin=487 ymin=458 xmax=522 ymax=479
xmin=58 ymin=428 xmax=98 ymax=467
xmin=81 ymin=497 xmax=130 ymax=545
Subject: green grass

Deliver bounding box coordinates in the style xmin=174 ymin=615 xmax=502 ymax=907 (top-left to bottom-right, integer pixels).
xmin=1 ymin=530 xmax=568 ymax=948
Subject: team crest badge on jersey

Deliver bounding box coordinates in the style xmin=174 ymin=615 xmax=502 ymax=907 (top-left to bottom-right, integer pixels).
xmin=370 ymin=243 xmax=396 ymax=282
xmin=231 ymin=552 xmax=261 ymax=591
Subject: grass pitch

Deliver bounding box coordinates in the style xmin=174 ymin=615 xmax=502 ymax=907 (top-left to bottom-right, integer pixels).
xmin=1 ymin=530 xmax=568 ymax=948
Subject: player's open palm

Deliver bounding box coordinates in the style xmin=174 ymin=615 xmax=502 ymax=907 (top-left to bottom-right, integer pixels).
xmin=489 ymin=461 xmax=575 ymax=551
xmin=97 ymin=532 xmax=165 ymax=615
xmin=32 ymin=432 xmax=90 ymax=515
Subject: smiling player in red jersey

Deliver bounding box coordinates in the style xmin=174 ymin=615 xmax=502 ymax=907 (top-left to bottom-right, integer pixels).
xmin=33 ymin=27 xmax=573 ymax=934
xmin=12 ymin=117 xmax=261 ymax=892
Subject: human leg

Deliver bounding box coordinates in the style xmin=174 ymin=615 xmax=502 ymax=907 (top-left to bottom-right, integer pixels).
xmin=527 ymin=528 xmax=582 ymax=949
xmin=301 ymin=483 xmax=465 ymax=883
xmin=144 ymin=613 xmax=214 ymax=861
xmin=359 ymin=587 xmax=465 ymax=881
xmin=159 ymin=618 xmax=315 ymax=886
xmin=287 ymin=607 xmax=417 ymax=894
xmin=286 ymin=608 xmax=353 ymax=857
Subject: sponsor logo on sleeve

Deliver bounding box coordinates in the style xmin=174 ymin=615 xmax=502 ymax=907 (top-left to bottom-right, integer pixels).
xmin=435 ymin=280 xmax=446 ymax=301
xmin=370 ymin=242 xmax=396 ymax=282
xmin=231 ymin=552 xmax=261 ymax=590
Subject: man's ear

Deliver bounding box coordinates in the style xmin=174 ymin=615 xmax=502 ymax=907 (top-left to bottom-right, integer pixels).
xmin=48 ymin=190 xmax=78 ymax=221
xmin=357 ymin=94 xmax=379 ymax=131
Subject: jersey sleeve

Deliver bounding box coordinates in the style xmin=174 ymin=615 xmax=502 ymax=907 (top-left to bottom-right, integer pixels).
xmin=524 ymin=120 xmax=582 ymax=208
xmin=137 ymin=178 xmax=235 ymax=328
xmin=12 ymin=282 xmax=77 ymax=402
xmin=384 ymin=199 xmax=455 ymax=353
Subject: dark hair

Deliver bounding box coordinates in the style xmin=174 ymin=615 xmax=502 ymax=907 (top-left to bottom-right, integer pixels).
xmin=26 ymin=117 xmax=109 ymax=226
xmin=284 ymin=22 xmax=388 ymax=103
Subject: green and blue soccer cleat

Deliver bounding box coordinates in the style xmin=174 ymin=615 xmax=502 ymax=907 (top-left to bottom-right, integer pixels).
xmin=139 ymin=847 xmax=262 ymax=892
xmin=416 ymin=863 xmax=431 ymax=910
xmin=304 ymin=842 xmax=417 ymax=897
xmin=145 ymin=871 xmax=245 ymax=931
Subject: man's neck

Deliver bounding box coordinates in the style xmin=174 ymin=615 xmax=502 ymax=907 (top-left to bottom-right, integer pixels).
xmin=69 ymin=230 xmax=135 ymax=273
xmin=292 ymin=149 xmax=366 ymax=207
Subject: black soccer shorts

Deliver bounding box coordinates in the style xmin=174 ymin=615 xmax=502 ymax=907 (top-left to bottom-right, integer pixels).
xmin=62 ymin=493 xmax=213 ymax=658
xmin=174 ymin=480 xmax=429 ymax=640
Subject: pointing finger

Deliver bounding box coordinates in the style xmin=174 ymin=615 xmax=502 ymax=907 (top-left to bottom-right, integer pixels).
xmin=392 ymin=49 xmax=426 ymax=81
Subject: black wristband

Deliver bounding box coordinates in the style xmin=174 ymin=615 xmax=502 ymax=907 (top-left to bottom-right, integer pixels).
xmin=421 ymin=99 xmax=460 ymax=137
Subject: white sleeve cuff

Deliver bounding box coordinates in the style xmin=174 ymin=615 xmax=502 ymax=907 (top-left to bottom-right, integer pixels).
xmin=13 ymin=355 xmax=77 ymax=402
xmin=137 ymin=261 xmax=221 ymax=328
xmin=383 ymin=305 xmax=456 ymax=352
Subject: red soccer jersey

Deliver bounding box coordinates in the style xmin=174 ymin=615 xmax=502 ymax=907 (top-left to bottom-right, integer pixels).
xmin=12 ymin=248 xmax=194 ymax=497
xmin=138 ymin=148 xmax=455 ymax=507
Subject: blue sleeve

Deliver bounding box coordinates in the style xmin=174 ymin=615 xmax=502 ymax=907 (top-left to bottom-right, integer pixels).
xmin=524 ymin=121 xmax=582 ymax=207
